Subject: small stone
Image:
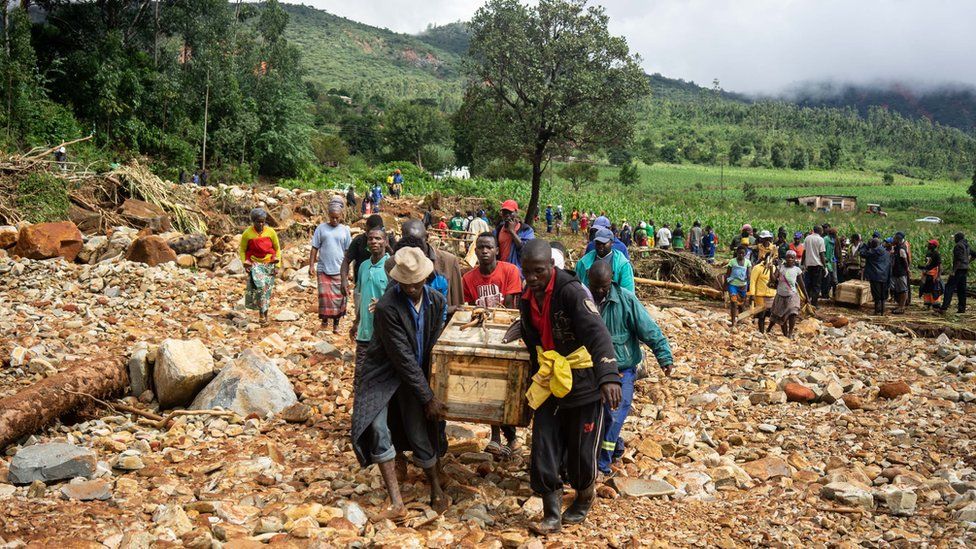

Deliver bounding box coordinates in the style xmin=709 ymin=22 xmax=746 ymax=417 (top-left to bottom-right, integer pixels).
xmin=916 ymin=366 xmax=937 ymax=377
xmin=820 ymin=381 xmax=844 ymax=404
xmin=273 ymin=310 xmax=300 ymax=322
xmin=176 ymin=254 xmax=195 ymax=268
xmin=954 ymin=502 xmax=976 ymax=522
xmin=0 ymin=484 xmax=15 ymax=500
xmin=61 ymin=478 xmax=112 ymax=501
xmin=884 ymin=488 xmax=917 ymax=516
xmin=612 ymin=477 xmax=676 ymax=497
xmin=27 ymin=480 xmax=46 ymax=498
xmin=278 ymin=402 xmax=312 ymax=423
xmin=153 ymin=504 xmax=194 ymax=536
xmin=522 ymin=496 xmax=544 ymax=515
xmin=742 ymin=456 xmax=791 ymax=481
xmin=842 ymin=394 xmax=864 ymax=410
xmin=933 ymin=387 xmax=961 ymax=402
xmin=821 ymin=482 xmax=874 ymax=510
xmin=340 ymin=500 xmax=368 ymax=530
xmin=127 ymin=347 xmax=151 ymax=396
xmin=637 ymin=439 xmax=663 ymax=459
xmin=112 ymin=454 xmax=145 ymax=471
xmin=878 ymin=381 xmax=911 ymax=399
xmin=758 ymin=423 xmax=777 ymax=433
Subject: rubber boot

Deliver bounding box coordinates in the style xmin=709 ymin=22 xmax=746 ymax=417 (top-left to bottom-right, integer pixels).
xmin=562 ymin=483 xmax=595 ymax=524
xmin=529 ymin=489 xmax=563 ymax=535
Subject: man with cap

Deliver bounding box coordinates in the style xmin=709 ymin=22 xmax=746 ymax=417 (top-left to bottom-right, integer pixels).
xmin=586 ymin=261 xmax=672 ymax=477
xmin=310 ymin=200 xmax=352 ymax=333
xmin=575 ymin=227 xmax=635 ymax=293
xmin=583 ymin=215 xmax=631 ymax=259
xmin=756 ymin=230 xmax=776 ymax=262
xmin=518 ymin=240 xmax=620 ymax=534
xmin=938 ymin=232 xmax=970 ymax=314
xmin=351 ymin=246 xmax=450 ymax=518
xmin=495 ymin=199 xmax=535 ymax=270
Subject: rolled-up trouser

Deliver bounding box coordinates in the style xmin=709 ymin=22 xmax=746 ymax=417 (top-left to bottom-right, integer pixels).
xmin=530 ymin=398 xmax=604 ymax=496
xmin=598 ymin=367 xmax=636 ymax=473
xmin=369 ymin=389 xmax=437 ymax=468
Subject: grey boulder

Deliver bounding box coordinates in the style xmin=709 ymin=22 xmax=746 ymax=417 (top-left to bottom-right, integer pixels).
xmin=190 ymin=348 xmax=297 ymax=416
xmin=8 ymin=443 xmax=97 ymax=485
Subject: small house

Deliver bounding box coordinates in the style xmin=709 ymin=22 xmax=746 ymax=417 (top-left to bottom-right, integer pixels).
xmin=787 ymin=195 xmax=857 ymax=212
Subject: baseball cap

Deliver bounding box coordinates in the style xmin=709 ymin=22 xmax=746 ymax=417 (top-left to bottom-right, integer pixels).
xmin=594 ymin=227 xmax=613 ymax=243
xmin=501 ymin=199 xmax=518 ymax=212
xmin=593 ymin=216 xmax=611 ymax=229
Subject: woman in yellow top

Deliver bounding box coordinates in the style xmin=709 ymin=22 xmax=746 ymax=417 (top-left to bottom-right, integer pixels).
xmin=748 ymin=254 xmax=777 ymax=334
xmin=240 ymin=208 xmax=282 ymax=324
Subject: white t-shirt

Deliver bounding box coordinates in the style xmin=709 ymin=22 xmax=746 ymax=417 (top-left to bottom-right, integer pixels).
xmin=802 ymin=233 xmax=826 ymax=267
xmin=657 ymin=228 xmax=672 ymax=247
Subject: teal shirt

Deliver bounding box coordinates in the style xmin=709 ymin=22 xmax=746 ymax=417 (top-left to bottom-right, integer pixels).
xmin=575 ymin=249 xmax=635 ymax=293
xmin=598 ymin=284 xmax=673 ymax=370
xmin=355 ymin=254 xmax=389 ymax=342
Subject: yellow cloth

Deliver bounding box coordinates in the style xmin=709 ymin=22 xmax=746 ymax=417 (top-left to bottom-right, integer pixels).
xmin=239 ymin=226 xmax=282 ymax=266
xmin=525 ymin=346 xmax=593 ymax=410
xmin=748 ymin=263 xmax=776 ymax=298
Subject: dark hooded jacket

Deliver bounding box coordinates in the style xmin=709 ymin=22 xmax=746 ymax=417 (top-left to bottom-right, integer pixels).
xmin=518 ymin=268 xmax=619 ymax=408
xmin=351 ymin=285 xmax=446 ymax=466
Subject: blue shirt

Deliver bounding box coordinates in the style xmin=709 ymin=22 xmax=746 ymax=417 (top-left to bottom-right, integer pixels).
xmin=401 ymin=286 xmax=430 ymax=368
xmin=311 ymin=223 xmax=351 ymax=275
xmin=355 ymin=254 xmax=389 ymax=342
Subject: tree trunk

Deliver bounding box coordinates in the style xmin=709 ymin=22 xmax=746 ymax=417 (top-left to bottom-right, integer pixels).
xmin=0 ymin=357 xmax=128 ymax=450
xmin=526 ymin=143 xmax=546 ymax=227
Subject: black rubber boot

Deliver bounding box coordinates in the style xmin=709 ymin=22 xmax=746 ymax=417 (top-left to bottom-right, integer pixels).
xmin=529 ymin=489 xmax=563 ymax=535
xmin=562 ymin=484 xmax=595 ymax=525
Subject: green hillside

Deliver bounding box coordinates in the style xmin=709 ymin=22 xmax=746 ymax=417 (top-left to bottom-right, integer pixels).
xmin=282 ymin=4 xmax=463 ymax=106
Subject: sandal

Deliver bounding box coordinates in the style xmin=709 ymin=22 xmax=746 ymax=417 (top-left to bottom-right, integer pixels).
xmin=484 ymin=440 xmax=505 ymax=457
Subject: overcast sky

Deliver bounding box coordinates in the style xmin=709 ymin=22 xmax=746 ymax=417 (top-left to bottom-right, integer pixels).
xmin=296 ymin=0 xmax=976 ymax=94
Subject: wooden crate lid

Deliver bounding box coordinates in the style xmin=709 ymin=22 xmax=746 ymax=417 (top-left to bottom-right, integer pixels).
xmin=433 ymin=307 xmax=530 ymax=360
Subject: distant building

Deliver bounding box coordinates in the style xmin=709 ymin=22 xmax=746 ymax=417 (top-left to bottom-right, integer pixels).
xmin=787 ymin=195 xmax=857 ymax=212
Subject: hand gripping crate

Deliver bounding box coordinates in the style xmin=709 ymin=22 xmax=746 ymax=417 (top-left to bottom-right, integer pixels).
xmin=429 ymin=307 xmax=532 ymax=427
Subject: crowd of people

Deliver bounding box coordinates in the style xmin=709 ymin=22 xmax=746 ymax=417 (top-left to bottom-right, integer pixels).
xmin=233 ymin=193 xmax=971 ymax=532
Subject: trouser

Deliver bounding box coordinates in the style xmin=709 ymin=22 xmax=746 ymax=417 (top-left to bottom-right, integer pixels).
xmin=942 ymin=270 xmax=968 ymax=312
xmin=804 ymin=266 xmax=825 ymax=305
xmin=369 ymin=389 xmax=437 ymax=468
xmin=598 ymin=368 xmax=636 ymax=473
xmin=870 ymin=281 xmax=887 ymax=314
xmin=530 ymin=398 xmax=604 ymax=496
xmin=822 ymin=268 xmax=837 ymax=298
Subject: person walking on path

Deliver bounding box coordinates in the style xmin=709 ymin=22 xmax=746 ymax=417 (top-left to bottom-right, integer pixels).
xmin=462 ymin=232 xmax=523 ymax=458
xmin=240 ymin=208 xmax=282 ymax=325
xmin=656 ymin=223 xmax=672 ymax=250
xmin=350 ymin=246 xmax=449 ymax=520
xmin=310 ymin=200 xmax=352 ymax=333
xmin=938 ymin=232 xmax=971 ymax=314
xmin=701 ymin=225 xmax=717 ymax=264
xmin=586 ymin=261 xmax=672 ymax=476
xmin=889 ymin=232 xmax=911 ymax=314
xmin=748 ymin=254 xmax=777 ymax=333
xmin=350 ymin=227 xmax=390 ymax=363
xmin=340 ymin=215 xmax=392 ymax=303
xmin=769 ymin=250 xmax=807 ymax=337
xmin=860 ymin=237 xmax=892 ymax=315
xmin=801 ymin=226 xmax=827 ymax=307
xmin=584 ymin=217 xmax=630 ymax=259
xmin=724 ymin=245 xmax=752 ymax=328
xmin=689 ymin=221 xmax=704 ymax=256
xmin=517 ymin=240 xmax=620 ymax=534
xmin=575 ymin=228 xmax=635 ymax=293
xmin=545 ymin=205 xmax=554 ymax=234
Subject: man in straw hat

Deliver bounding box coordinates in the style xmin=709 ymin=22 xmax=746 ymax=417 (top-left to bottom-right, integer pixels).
xmin=517 ymin=239 xmax=621 ymax=534
xmin=310 ymin=199 xmax=352 ymax=333
xmin=351 ymin=247 xmax=450 ymax=519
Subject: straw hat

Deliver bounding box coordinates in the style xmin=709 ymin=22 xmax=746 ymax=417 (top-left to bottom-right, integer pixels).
xmin=390 ymin=247 xmax=433 ymax=285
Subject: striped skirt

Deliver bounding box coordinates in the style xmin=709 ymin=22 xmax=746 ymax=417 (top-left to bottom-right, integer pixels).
xmin=317 ymin=272 xmax=347 ymax=319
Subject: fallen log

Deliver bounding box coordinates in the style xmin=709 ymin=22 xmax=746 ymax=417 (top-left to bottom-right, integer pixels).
xmin=633 ymin=277 xmax=723 ymax=300
xmin=0 ymin=357 xmax=128 ymax=450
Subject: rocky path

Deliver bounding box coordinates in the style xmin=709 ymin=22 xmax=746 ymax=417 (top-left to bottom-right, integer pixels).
xmin=1 ymin=253 xmax=975 ymax=547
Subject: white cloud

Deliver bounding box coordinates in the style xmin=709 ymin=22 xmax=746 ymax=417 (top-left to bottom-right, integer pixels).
xmin=293 ymin=0 xmax=976 ymax=93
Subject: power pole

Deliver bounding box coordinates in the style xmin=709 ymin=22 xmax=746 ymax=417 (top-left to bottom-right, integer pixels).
xmin=720 ymin=157 xmax=725 ymax=200
xmin=201 ymin=68 xmax=210 ymax=171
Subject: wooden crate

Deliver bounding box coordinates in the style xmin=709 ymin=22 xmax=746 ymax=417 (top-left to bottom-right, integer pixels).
xmin=835 ymin=280 xmax=873 ymax=307
xmin=430 ymin=307 xmax=532 ymax=427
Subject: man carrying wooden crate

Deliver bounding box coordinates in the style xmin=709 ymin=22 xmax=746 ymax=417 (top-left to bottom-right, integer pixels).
xmin=586 ymin=261 xmax=673 ymax=477
xmin=518 ymin=240 xmax=621 ymax=535
xmin=350 ymin=247 xmax=450 ymax=518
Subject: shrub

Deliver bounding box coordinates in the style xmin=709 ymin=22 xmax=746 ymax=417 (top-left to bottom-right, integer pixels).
xmin=17 ymin=172 xmax=69 ymax=223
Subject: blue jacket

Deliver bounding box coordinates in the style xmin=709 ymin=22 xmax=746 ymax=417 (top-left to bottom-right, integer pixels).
xmin=494 ymin=222 xmax=535 ymax=270
xmin=584 ymin=238 xmax=630 ymax=260
xmin=575 ymin=249 xmax=635 ymax=293
xmin=598 ymin=284 xmax=673 ymax=370
xmin=859 ymin=245 xmax=892 ymax=283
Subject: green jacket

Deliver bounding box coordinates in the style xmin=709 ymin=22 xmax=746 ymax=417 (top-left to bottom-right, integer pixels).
xmin=575 ymin=249 xmax=635 ymax=293
xmin=598 ymin=284 xmax=673 ymax=371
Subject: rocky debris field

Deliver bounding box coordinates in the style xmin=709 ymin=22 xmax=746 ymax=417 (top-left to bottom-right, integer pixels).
xmin=1 ymin=249 xmax=976 ymax=547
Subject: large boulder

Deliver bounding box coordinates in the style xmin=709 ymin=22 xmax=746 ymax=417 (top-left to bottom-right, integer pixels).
xmin=190 ymin=349 xmax=297 ymax=416
xmin=167 ymin=233 xmax=207 ymax=255
xmin=126 ymin=235 xmax=177 ymax=266
xmin=77 ymin=235 xmax=108 ymax=264
xmin=98 ymin=229 xmax=135 ymax=262
xmin=154 ymin=339 xmax=216 ymax=409
xmin=8 ymin=443 xmax=96 ymax=485
xmin=68 ymin=205 xmax=101 ymax=234
xmin=119 ymin=198 xmax=171 ymax=232
xmin=13 ymin=221 xmax=83 ymax=261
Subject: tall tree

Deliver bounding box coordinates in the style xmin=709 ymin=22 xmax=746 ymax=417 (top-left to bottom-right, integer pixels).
xmin=461 ymin=0 xmax=649 ymax=222
xmin=383 ymin=100 xmax=448 ymax=169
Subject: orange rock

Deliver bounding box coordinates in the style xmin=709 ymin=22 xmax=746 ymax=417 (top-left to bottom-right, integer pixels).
xmin=878 ymin=381 xmax=911 ymax=399
xmin=12 ymin=221 xmax=83 ymax=261
xmin=828 ymin=315 xmax=850 ymax=328
xmin=842 ymin=394 xmax=864 ymax=410
xmin=125 ymin=235 xmax=177 ymax=266
xmin=784 ymin=382 xmax=815 ymax=403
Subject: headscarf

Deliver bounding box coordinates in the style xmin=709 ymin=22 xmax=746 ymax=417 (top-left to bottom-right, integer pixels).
xmin=250 ymin=208 xmax=268 ymax=222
